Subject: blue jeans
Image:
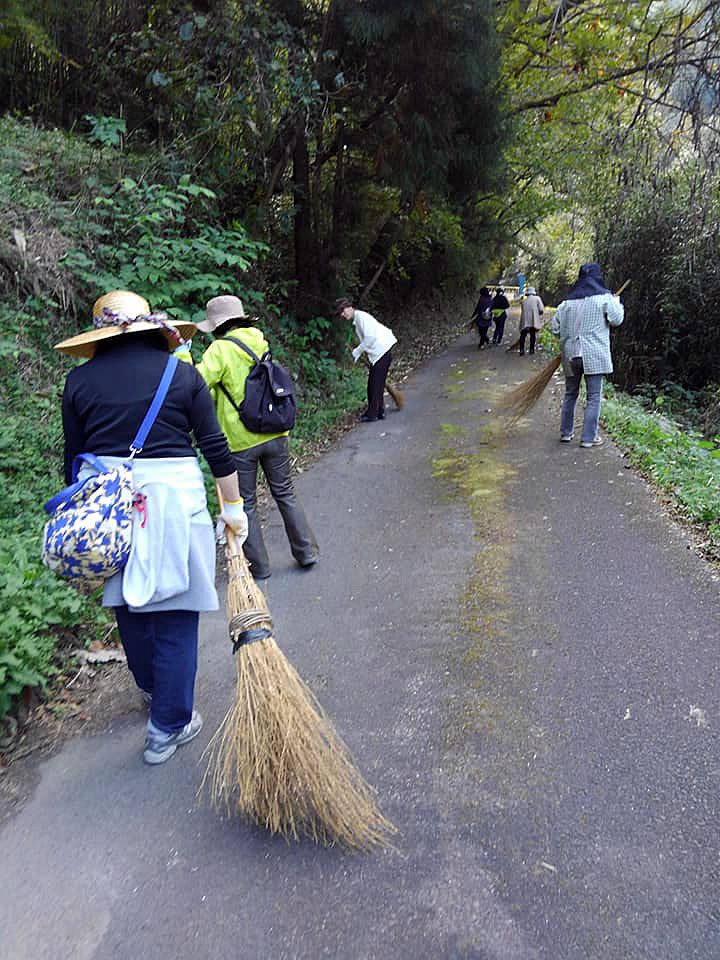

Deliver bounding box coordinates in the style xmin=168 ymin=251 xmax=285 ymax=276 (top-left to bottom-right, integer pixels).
xmin=560 ymin=359 xmax=603 ymax=443
xmin=114 ymin=606 xmax=199 ymax=733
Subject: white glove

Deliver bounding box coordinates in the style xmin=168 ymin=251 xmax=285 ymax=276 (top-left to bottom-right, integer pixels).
xmin=352 ymin=346 xmax=362 ymax=362
xmin=220 ymin=499 xmax=248 ymax=544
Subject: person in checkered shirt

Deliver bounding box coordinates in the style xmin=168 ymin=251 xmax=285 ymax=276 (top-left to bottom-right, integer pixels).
xmin=551 ymin=263 xmax=624 ymax=448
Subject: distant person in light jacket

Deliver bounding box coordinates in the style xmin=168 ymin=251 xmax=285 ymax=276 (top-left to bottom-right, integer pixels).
xmin=336 ymin=298 xmax=397 ymax=422
xmin=519 ymin=286 xmax=544 ymax=355
xmin=551 ymin=263 xmax=624 ymax=448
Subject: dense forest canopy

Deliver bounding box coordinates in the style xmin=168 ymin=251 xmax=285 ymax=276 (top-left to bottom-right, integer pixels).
xmin=3 ymin=1 xmax=720 ymax=380
xmin=1 ymin=0 xmax=507 ymax=328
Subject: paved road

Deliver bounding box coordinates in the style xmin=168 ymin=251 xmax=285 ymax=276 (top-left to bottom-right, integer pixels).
xmin=1 ymin=335 xmax=719 ymax=959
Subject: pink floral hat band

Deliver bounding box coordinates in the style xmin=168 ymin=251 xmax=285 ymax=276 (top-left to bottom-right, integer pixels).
xmin=93 ymin=307 xmax=186 ymax=346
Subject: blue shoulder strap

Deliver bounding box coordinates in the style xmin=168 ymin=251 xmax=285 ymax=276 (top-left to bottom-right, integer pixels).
xmin=47 ymin=356 xmax=179 ymax=514
xmin=129 ymin=355 xmax=178 ymax=456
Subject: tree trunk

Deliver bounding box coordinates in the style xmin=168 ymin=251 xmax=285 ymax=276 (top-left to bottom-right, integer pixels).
xmin=292 ymin=116 xmax=316 ymax=310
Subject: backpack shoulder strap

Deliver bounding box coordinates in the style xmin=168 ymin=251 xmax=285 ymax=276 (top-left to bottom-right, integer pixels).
xmin=223 ymin=335 xmax=260 ymax=364
xmin=217 ymin=381 xmax=243 ymax=416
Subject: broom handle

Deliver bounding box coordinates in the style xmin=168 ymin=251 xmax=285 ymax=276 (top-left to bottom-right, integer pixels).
xmin=615 ymin=278 xmax=631 ymax=297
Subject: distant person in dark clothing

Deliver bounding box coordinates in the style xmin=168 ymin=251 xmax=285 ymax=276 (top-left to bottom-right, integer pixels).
xmin=491 ymin=288 xmax=511 ymax=346
xmin=471 ymin=286 xmax=493 ymax=349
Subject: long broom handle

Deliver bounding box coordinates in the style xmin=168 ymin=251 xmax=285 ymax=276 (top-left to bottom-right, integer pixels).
xmin=615 ymin=278 xmax=631 ymax=297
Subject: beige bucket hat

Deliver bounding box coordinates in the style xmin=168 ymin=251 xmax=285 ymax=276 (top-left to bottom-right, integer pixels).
xmin=198 ymin=295 xmax=254 ymax=334
xmin=54 ymin=291 xmax=196 ymax=358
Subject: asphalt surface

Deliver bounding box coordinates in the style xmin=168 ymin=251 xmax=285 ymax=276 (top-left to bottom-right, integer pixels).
xmin=1 ymin=334 xmax=719 ymax=960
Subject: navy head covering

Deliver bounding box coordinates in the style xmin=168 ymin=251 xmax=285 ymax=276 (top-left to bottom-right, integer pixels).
xmin=565 ymin=263 xmax=611 ymax=300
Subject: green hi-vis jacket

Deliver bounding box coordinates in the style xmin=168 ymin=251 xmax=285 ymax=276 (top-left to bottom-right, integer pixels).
xmin=196 ymin=327 xmax=289 ymax=452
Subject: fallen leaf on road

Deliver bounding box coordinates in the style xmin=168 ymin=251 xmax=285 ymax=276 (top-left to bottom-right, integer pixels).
xmin=73 ymin=649 xmax=127 ymax=665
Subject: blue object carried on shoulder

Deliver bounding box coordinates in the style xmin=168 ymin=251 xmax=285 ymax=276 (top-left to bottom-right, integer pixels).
xmin=42 ymin=356 xmax=178 ymax=583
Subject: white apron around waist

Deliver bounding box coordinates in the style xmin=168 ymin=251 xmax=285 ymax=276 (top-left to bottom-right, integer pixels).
xmin=78 ymin=455 xmax=218 ymax=613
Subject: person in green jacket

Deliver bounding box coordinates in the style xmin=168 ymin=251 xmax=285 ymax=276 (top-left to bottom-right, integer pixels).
xmin=196 ymin=295 xmax=319 ymax=580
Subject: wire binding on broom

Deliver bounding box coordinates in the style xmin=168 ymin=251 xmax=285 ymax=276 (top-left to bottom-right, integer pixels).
xmin=202 ymin=490 xmax=397 ymax=850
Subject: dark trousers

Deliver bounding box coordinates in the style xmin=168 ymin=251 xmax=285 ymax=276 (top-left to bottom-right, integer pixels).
xmin=114 ymin=606 xmax=199 ymax=733
xmin=520 ymin=328 xmax=536 ymax=353
xmin=366 ymin=348 xmax=393 ymax=418
xmin=477 ymin=324 xmax=491 ymax=347
xmin=234 ymin=436 xmax=318 ymax=579
xmin=492 ymin=315 xmax=506 ymax=344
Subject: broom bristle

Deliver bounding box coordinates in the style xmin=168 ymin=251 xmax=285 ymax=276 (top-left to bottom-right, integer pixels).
xmin=496 ymin=353 xmax=562 ymax=422
xmin=387 ymin=383 xmax=404 ymax=410
xmin=201 ymin=549 xmax=396 ymax=849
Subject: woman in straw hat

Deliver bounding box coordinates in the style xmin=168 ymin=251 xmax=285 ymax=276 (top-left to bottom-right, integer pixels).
xmin=196 ymin=294 xmax=318 ymax=580
xmin=55 ymin=291 xmax=249 ymax=764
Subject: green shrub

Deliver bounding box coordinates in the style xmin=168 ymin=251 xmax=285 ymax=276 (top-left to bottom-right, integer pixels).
xmin=63 ymin=175 xmax=269 ymax=325
xmin=602 ymin=386 xmax=720 ymax=551
xmin=0 ymin=533 xmax=108 ymax=716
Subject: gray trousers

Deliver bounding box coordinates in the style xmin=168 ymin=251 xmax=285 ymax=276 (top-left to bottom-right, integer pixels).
xmin=233 ymin=436 xmax=318 ymax=579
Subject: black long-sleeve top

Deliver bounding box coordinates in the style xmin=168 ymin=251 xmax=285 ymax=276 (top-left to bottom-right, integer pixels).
xmin=61 ymin=335 xmax=236 ymax=484
xmin=492 ymin=293 xmax=510 ymax=312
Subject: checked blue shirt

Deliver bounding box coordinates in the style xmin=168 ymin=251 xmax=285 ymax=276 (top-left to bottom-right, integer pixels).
xmin=551 ymin=293 xmax=624 ymax=376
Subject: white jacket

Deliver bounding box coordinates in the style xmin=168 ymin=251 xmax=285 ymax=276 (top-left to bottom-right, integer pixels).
xmin=351 ymin=309 xmax=397 ymax=365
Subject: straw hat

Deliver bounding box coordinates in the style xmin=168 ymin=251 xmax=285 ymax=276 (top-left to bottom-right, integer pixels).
xmin=197 ymin=295 xmax=254 ymax=334
xmin=54 ymin=291 xmax=196 ymax=358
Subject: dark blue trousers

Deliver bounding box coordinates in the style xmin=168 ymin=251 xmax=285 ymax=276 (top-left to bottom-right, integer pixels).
xmin=114 ymin=606 xmax=199 ymax=733
xmin=492 ymin=315 xmax=506 ymax=344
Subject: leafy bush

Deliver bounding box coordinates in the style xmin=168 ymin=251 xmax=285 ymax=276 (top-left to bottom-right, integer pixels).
xmin=596 ymin=161 xmax=720 ymax=394
xmin=602 ymin=386 xmax=720 ymax=551
xmin=63 ymin=175 xmax=269 ymax=324
xmin=0 ymin=535 xmax=99 ymax=717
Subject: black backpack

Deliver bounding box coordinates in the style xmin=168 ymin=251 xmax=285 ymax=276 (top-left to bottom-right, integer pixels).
xmin=218 ymin=335 xmax=296 ymax=434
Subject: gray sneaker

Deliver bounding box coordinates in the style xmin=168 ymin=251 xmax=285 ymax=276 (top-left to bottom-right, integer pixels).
xmin=560 ymin=433 xmax=574 ymax=442
xmin=143 ymin=710 xmax=203 ymax=765
xmin=580 ymin=435 xmax=604 ymax=449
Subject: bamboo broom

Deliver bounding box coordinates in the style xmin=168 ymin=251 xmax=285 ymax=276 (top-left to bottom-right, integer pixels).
xmin=202 ymin=488 xmax=396 ymax=849
xmin=496 ymin=280 xmax=630 ymax=422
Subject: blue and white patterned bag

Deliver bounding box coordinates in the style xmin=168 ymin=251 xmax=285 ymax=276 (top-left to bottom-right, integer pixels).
xmin=42 ymin=455 xmax=139 ymax=583
xmin=42 ymin=355 xmax=178 ymax=584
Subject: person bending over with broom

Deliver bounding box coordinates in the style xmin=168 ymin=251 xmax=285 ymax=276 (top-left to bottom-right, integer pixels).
xmin=336 ymin=297 xmax=397 ymax=422
xmin=551 ymin=263 xmax=624 ymax=448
